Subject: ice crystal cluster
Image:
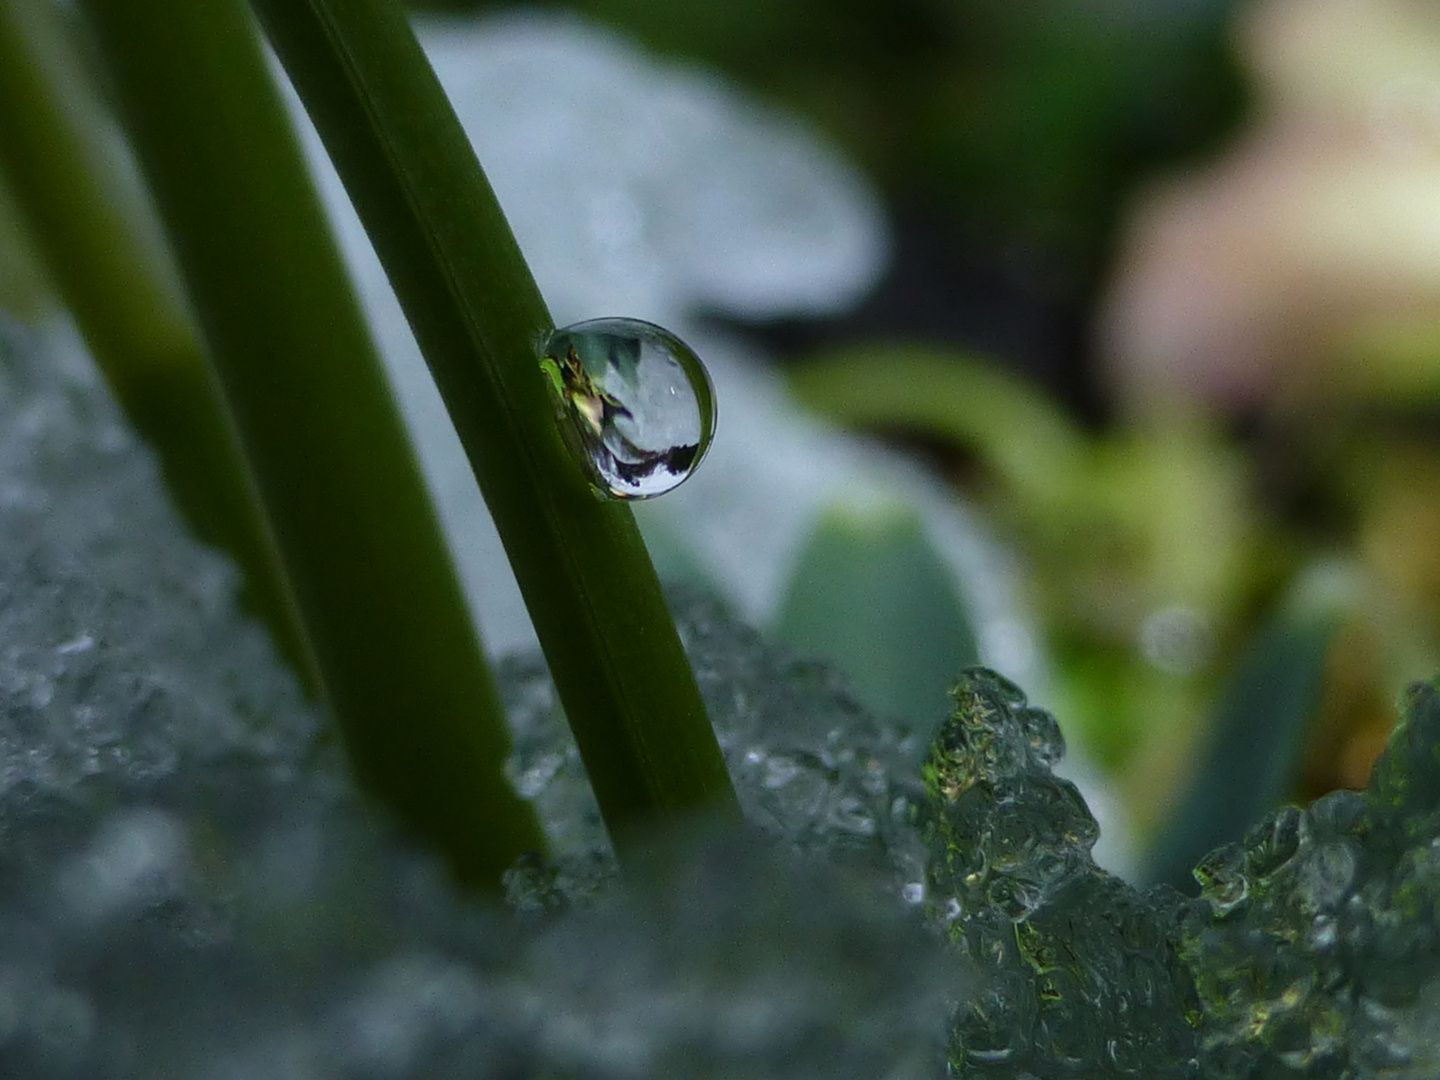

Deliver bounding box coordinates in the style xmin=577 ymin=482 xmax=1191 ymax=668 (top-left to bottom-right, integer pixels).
xmin=925 ymin=668 xmax=1440 ymax=1079
xmin=0 ymin=321 xmax=953 ymax=1078
xmin=500 ymin=586 xmax=931 ymax=899
xmin=9 ymin=304 xmax=1440 ymax=1077
xmin=1177 ymin=679 xmax=1440 ymax=1079
xmin=921 ymin=670 xmax=1200 ymax=1077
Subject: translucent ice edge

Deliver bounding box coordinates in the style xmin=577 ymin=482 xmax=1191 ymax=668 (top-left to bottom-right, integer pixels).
xmin=0 ymin=320 xmax=956 ymax=1079
xmin=7 ymin=313 xmax=1440 ymax=1079
xmin=925 ymin=668 xmax=1440 ymax=1079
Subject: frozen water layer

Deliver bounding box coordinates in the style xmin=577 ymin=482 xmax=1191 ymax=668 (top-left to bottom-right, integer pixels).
xmin=923 ymin=666 xmax=1440 ymax=1079
xmin=0 ymin=320 xmax=955 ymax=1077
xmin=500 ymin=586 xmax=933 ymax=897
xmin=0 ymin=320 xmax=323 ymax=822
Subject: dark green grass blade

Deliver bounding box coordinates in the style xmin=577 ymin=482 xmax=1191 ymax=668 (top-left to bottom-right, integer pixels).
xmin=1143 ymin=603 xmax=1337 ymax=890
xmin=79 ymin=0 xmax=546 ymax=886
xmin=0 ymin=0 xmax=316 ymax=685
xmin=247 ymin=0 xmax=741 ymax=859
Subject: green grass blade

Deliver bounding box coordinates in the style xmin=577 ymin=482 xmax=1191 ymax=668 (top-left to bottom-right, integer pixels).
xmin=1143 ymin=580 xmax=1341 ymax=889
xmin=0 ymin=0 xmax=316 ymax=685
xmin=0 ymin=167 xmax=52 ymax=318
xmin=77 ymin=0 xmax=546 ymax=886
xmin=248 ymin=0 xmax=741 ymax=858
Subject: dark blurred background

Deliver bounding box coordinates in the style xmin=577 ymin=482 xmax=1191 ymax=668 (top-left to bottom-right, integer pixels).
xmin=287 ymin=0 xmax=1440 ymax=881
xmin=398 ymin=0 xmax=1440 ymax=880
xmin=416 ymin=0 xmax=1247 ymax=423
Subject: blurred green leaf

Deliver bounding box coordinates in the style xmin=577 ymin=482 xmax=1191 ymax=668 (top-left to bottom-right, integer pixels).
xmin=1143 ymin=569 xmax=1350 ymax=889
xmin=774 ymin=501 xmax=979 ymax=732
xmin=0 ymin=0 xmax=318 ymax=685
xmin=788 ymin=344 xmax=1090 ymax=511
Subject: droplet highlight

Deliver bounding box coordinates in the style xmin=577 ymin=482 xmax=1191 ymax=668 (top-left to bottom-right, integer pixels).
xmin=540 ymin=318 xmax=716 ymax=499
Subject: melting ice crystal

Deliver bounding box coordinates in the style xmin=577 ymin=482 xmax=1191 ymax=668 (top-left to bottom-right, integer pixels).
xmin=541 ymin=318 xmax=715 ymax=499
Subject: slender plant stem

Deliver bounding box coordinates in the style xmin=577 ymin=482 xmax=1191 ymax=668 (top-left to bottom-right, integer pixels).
xmin=0 ymin=0 xmax=317 ymax=686
xmin=78 ymin=0 xmax=547 ymax=886
xmin=249 ymin=0 xmax=742 ymax=860
xmin=0 ymin=168 xmax=53 ymax=318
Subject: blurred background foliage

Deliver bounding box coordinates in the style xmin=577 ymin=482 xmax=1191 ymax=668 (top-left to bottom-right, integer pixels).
xmin=405 ymin=0 xmax=1440 ymax=879
xmin=6 ymin=0 xmax=1440 ymax=887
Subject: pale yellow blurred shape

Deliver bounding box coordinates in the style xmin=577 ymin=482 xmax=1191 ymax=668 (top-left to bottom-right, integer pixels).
xmin=1102 ymin=0 xmax=1440 ymax=410
xmin=1247 ymin=0 xmax=1440 ymax=116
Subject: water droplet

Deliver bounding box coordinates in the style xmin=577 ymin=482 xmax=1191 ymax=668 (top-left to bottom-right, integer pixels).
xmin=1306 ymin=789 xmax=1366 ymax=835
xmin=1297 ymin=839 xmax=1358 ymax=911
xmin=826 ymin=795 xmax=877 ymax=835
xmin=28 ymin=674 xmax=53 ymax=708
xmin=540 ymin=318 xmax=715 ymax=499
xmin=1309 ymin=914 xmax=1338 ymax=950
xmin=1017 ymin=706 xmax=1065 ymax=767
xmin=1194 ymin=846 xmax=1250 ymax=915
xmin=1244 ymin=804 xmax=1302 ymax=879
xmin=987 ymin=876 xmax=1042 ymax=922
xmin=58 ymin=808 xmax=190 ymax=922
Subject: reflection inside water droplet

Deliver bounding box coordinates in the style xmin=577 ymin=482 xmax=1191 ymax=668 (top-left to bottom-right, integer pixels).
xmin=540 ymin=318 xmax=716 ymax=499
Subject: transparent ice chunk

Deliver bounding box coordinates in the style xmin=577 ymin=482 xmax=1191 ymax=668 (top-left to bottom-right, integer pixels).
xmin=919 ymin=669 xmax=1199 ymax=1079
xmin=499 ymin=585 xmax=933 ymax=900
xmin=0 ymin=319 xmax=955 ymax=1078
xmin=922 ymin=664 xmax=1440 ymax=1079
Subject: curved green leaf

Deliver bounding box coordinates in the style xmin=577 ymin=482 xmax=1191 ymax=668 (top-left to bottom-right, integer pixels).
xmin=0 ymin=0 xmax=314 ymax=684
xmin=788 ymin=344 xmax=1091 ymax=510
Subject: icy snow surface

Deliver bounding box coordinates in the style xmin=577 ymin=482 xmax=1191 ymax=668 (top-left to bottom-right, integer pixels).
xmin=6 ymin=313 xmax=1440 ymax=1076
xmin=0 ymin=320 xmax=956 ymax=1077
